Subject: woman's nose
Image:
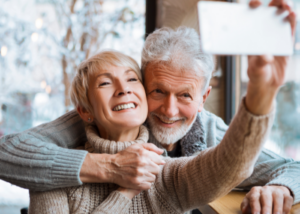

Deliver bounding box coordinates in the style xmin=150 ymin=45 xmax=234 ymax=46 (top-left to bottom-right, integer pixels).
xmin=114 ymin=81 xmax=132 ymax=96
xmin=116 ymin=89 xmax=132 ymax=96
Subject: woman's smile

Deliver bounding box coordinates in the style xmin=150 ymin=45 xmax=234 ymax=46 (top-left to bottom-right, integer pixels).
xmin=112 ymin=102 xmax=137 ymax=111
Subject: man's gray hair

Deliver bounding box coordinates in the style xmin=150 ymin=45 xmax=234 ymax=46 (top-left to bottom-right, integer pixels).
xmin=142 ymin=27 xmax=214 ymax=93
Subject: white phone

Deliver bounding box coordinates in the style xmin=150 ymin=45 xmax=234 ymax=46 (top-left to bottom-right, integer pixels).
xmin=197 ymin=1 xmax=293 ymax=56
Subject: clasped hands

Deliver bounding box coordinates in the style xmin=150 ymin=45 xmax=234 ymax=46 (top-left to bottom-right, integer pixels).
xmin=79 ymin=0 xmax=296 ymax=212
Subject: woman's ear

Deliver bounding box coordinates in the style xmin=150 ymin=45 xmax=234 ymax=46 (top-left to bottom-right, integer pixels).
xmin=198 ymin=86 xmax=212 ymax=112
xmin=77 ymin=106 xmax=94 ymax=123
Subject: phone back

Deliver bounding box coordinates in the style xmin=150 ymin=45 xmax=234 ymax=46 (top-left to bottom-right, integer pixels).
xmin=197 ymin=1 xmax=293 ymax=56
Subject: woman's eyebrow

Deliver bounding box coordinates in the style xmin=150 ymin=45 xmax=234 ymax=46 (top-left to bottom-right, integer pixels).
xmin=96 ymin=73 xmax=112 ymax=78
xmin=124 ymin=69 xmax=135 ymax=74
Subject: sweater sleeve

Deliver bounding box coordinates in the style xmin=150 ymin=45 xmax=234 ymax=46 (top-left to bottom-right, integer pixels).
xmin=29 ymin=189 xmax=69 ymax=214
xmin=91 ymin=191 xmax=132 ymax=214
xmin=153 ymin=99 xmax=275 ymax=213
xmin=0 ymin=110 xmax=88 ymax=191
xmin=211 ymin=105 xmax=300 ymax=205
xmin=236 ymin=149 xmax=300 ymax=204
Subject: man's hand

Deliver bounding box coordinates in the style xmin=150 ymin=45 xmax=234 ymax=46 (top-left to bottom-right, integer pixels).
xmin=245 ymin=0 xmax=296 ymax=115
xmin=80 ymin=143 xmax=165 ymax=190
xmin=241 ymin=186 xmax=294 ymax=214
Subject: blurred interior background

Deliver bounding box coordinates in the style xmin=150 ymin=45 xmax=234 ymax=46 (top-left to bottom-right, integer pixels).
xmin=1 ymin=0 xmax=300 ymax=213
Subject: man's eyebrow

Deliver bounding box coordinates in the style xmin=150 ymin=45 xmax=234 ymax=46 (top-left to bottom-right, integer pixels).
xmin=149 ymin=81 xmax=194 ymax=91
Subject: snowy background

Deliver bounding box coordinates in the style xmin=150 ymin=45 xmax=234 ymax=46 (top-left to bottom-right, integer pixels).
xmin=0 ymin=0 xmax=145 ymax=212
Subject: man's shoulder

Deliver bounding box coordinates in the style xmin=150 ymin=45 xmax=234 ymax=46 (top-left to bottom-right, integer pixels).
xmin=198 ymin=109 xmax=227 ymax=128
xmin=198 ymin=109 xmax=228 ymax=147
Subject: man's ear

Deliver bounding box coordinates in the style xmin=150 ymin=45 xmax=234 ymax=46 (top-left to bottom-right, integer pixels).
xmin=77 ymin=106 xmax=93 ymax=123
xmin=198 ymin=86 xmax=212 ymax=112
xmin=203 ymin=86 xmax=212 ymax=103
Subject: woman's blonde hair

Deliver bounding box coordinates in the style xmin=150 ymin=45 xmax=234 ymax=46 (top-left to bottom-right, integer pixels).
xmin=70 ymin=50 xmax=142 ymax=113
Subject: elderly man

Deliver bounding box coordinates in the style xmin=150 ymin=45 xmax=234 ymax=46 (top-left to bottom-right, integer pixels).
xmin=0 ymin=0 xmax=299 ymax=213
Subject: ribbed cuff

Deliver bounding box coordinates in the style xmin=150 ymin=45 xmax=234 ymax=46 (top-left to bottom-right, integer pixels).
xmin=51 ymin=148 xmax=88 ymax=187
xmin=92 ymin=190 xmax=132 ymax=214
xmin=240 ymin=97 xmax=276 ymax=120
xmin=267 ymin=177 xmax=300 ymax=205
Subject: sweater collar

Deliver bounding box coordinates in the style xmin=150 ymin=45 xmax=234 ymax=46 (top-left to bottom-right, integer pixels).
xmin=85 ymin=124 xmax=149 ymax=154
xmin=146 ymin=113 xmax=207 ymax=157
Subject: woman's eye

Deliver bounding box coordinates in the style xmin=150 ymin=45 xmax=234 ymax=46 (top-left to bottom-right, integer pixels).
xmin=99 ymin=82 xmax=110 ymax=86
xmin=128 ymin=78 xmax=138 ymax=82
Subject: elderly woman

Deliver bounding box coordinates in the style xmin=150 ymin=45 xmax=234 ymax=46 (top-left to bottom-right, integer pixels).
xmin=28 ymin=50 xmax=274 ymax=214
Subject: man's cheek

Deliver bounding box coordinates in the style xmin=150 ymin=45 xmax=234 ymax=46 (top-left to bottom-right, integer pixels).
xmin=147 ymin=98 xmax=160 ymax=112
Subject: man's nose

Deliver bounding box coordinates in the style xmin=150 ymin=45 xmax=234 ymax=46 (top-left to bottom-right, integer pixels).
xmin=114 ymin=81 xmax=132 ymax=97
xmin=162 ymin=95 xmax=179 ymax=118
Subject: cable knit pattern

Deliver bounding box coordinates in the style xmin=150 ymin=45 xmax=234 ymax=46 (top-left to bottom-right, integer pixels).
xmin=29 ymin=100 xmax=275 ymax=214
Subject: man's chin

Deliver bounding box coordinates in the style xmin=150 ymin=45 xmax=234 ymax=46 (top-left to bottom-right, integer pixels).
xmin=148 ymin=114 xmax=197 ymax=146
xmin=148 ymin=121 xmax=188 ymax=145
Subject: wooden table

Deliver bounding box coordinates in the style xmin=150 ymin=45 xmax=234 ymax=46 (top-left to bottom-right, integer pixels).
xmin=198 ymin=191 xmax=300 ymax=214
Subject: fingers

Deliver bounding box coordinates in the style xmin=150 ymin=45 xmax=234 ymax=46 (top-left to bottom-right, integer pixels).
xmin=249 ymin=0 xmax=262 ymax=8
xmin=272 ymin=189 xmax=284 ymax=214
xmin=248 ymin=187 xmax=262 ymax=214
xmin=241 ymin=197 xmax=250 ymax=214
xmin=268 ymin=0 xmax=297 ymax=36
xmin=283 ymin=194 xmax=294 ymax=214
xmin=248 ymin=55 xmax=274 ymax=69
xmin=261 ymin=187 xmax=273 ymax=214
xmin=287 ymin=11 xmax=297 ymax=36
xmin=142 ymin=143 xmax=164 ymax=156
xmin=241 ymin=186 xmax=294 ymax=214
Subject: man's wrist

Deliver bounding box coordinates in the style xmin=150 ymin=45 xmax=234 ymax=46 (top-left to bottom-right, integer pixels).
xmin=245 ymin=84 xmax=277 ymax=115
xmin=80 ymin=153 xmax=115 ymax=183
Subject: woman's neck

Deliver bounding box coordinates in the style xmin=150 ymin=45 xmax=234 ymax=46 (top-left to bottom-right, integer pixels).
xmin=97 ymin=125 xmax=140 ymax=142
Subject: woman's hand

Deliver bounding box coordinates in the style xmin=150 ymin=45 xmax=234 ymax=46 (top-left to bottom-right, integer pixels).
xmin=245 ymin=0 xmax=296 ymax=115
xmin=117 ymin=187 xmax=142 ymax=199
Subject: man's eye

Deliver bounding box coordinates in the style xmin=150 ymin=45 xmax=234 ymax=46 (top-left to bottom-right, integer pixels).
xmin=182 ymin=93 xmax=191 ymax=98
xmin=153 ymin=89 xmax=163 ymax=94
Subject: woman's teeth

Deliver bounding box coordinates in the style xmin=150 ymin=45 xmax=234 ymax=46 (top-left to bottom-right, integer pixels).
xmin=113 ymin=103 xmax=136 ymax=111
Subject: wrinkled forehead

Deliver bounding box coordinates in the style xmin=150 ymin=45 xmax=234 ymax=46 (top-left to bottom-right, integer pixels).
xmin=144 ymin=62 xmax=204 ymax=92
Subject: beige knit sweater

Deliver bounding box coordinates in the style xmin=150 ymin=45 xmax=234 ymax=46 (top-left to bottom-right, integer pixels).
xmin=29 ymin=101 xmax=274 ymax=214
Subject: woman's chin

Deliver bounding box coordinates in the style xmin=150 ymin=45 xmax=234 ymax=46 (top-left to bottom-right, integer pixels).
xmin=112 ymin=119 xmax=144 ymax=129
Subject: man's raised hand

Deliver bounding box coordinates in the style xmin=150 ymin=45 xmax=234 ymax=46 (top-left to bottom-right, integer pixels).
xmin=245 ymin=0 xmax=296 ymax=115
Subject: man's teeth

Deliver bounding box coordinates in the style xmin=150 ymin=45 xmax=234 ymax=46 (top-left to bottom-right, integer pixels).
xmin=159 ymin=117 xmax=177 ymax=124
xmin=113 ymin=103 xmax=136 ymax=111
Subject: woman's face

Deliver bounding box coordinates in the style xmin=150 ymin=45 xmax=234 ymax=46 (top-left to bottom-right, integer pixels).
xmin=87 ymin=65 xmax=148 ymax=132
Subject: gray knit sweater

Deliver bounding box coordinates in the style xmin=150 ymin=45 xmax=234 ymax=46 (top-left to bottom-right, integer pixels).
xmin=29 ymin=102 xmax=274 ymax=213
xmin=1 ymin=100 xmax=300 ymax=205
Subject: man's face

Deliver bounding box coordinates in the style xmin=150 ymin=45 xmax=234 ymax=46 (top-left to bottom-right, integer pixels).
xmin=144 ymin=62 xmax=211 ymax=146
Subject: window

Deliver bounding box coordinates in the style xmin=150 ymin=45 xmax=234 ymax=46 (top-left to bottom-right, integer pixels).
xmin=0 ymin=0 xmax=145 ymax=211
xmin=238 ymin=0 xmax=300 ymax=160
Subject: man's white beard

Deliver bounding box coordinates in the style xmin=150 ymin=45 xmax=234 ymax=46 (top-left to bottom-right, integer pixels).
xmin=148 ymin=112 xmax=197 ymax=145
